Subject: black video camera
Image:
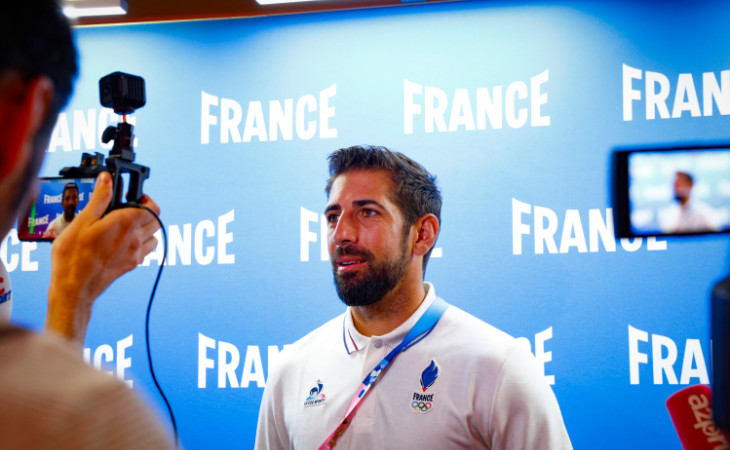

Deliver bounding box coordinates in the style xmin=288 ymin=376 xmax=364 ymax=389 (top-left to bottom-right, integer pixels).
xmin=17 ymin=72 xmax=150 ymax=241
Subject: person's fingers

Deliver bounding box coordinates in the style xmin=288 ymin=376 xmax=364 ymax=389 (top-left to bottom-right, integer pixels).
xmin=74 ymin=172 xmax=113 ymax=225
xmin=140 ymin=194 xmax=161 ymax=216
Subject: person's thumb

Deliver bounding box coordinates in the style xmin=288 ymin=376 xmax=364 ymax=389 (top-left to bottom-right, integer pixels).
xmin=77 ymin=172 xmax=113 ymax=222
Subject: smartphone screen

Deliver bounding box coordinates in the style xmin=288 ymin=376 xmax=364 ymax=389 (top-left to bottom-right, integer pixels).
xmin=17 ymin=177 xmax=96 ymax=241
xmin=613 ymin=145 xmax=730 ymax=237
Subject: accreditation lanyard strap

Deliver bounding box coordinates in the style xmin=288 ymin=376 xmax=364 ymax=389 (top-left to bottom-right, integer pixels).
xmin=319 ymin=297 xmax=449 ymax=450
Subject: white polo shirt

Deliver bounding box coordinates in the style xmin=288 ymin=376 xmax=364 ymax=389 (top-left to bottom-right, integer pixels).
xmin=255 ymin=283 xmax=572 ymax=449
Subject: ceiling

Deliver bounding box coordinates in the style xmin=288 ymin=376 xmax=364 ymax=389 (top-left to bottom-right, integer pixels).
xmin=74 ymin=0 xmax=459 ymax=26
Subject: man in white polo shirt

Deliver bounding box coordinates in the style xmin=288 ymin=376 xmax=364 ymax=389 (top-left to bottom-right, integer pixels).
xmin=255 ymin=145 xmax=572 ymax=449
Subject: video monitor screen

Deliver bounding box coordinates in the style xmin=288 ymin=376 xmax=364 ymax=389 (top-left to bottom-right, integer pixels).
xmin=614 ymin=145 xmax=730 ymax=237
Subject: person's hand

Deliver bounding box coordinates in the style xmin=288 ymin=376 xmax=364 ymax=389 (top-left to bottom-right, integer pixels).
xmin=45 ymin=172 xmax=161 ymax=346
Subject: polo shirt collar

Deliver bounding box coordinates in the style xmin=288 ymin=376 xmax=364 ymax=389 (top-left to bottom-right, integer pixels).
xmin=342 ymin=282 xmax=437 ymax=355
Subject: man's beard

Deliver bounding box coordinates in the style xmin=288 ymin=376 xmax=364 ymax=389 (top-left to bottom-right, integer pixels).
xmin=332 ymin=240 xmax=409 ymax=307
xmin=64 ymin=205 xmax=77 ymax=221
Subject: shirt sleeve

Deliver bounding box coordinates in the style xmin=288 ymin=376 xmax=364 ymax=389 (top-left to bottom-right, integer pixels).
xmin=488 ymin=344 xmax=573 ymax=450
xmin=254 ymin=366 xmax=289 ymax=450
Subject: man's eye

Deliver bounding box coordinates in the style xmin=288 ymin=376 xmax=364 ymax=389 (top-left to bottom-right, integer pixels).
xmin=361 ymin=209 xmax=377 ymax=217
xmin=326 ymin=214 xmax=339 ymax=225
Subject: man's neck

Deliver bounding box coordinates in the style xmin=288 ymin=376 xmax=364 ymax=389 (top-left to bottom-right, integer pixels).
xmin=350 ymin=277 xmax=426 ymax=337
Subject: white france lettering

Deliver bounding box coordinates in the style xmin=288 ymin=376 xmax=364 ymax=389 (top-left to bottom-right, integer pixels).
xmin=319 ymin=84 xmax=337 ymax=139
xmin=628 ymin=325 xmax=648 ymax=385
xmin=300 ymin=206 xmax=328 ymax=262
xmin=142 ymin=210 xmax=235 ymax=266
xmin=240 ymin=345 xmax=266 ymax=388
xmin=200 ymin=85 xmax=337 ymax=144
xmin=83 ymin=334 xmax=134 ymax=387
xmin=673 ymin=73 xmax=702 ymax=118
xmin=198 ymin=333 xmax=216 ymax=388
xmin=48 ymin=108 xmax=135 ymax=152
xmin=531 ymin=70 xmax=550 ymax=126
xmin=269 ymin=99 xmax=293 ymax=141
xmin=425 ymin=85 xmax=448 ymax=133
xmin=243 ymin=101 xmax=267 ymax=142
xmin=623 ymin=64 xmax=642 ymax=121
xmin=680 ymin=339 xmax=709 ymax=385
xmin=222 ymin=97 xmax=243 ymax=143
xmin=652 ymin=333 xmax=679 ymax=384
xmin=449 ymin=89 xmax=474 ymax=131
xmin=201 ymin=91 xmax=218 ymax=144
xmin=511 ymin=199 xmax=531 ymax=255
xmin=217 ymin=210 xmax=235 ymax=264
xmin=1 ymin=230 xmax=38 ymax=272
xmin=646 ymin=70 xmax=671 ymax=120
xmin=622 ymin=64 xmax=730 ymax=121
xmin=404 ymin=70 xmax=549 ymax=134
xmin=628 ymin=325 xmax=709 ymax=385
xmin=505 ymin=81 xmax=528 ymax=128
xmin=516 ymin=326 xmax=556 ymax=385
xmin=403 ymin=80 xmax=422 ymax=134
xmin=477 ymin=85 xmax=503 ymax=129
xmin=218 ymin=340 xmax=240 ymax=388
xmin=197 ymin=333 xmax=291 ymax=388
xmin=704 ymin=71 xmax=730 ymax=116
xmin=512 ymin=198 xmax=667 ymax=255
xmin=295 ymin=95 xmax=317 ymax=140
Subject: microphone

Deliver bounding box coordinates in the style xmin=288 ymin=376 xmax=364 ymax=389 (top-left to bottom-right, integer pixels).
xmin=666 ymin=384 xmax=730 ymax=449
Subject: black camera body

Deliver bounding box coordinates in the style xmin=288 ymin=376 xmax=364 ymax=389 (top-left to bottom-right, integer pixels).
xmin=17 ymin=71 xmax=151 ymax=241
xmin=61 ymin=72 xmax=150 ymax=211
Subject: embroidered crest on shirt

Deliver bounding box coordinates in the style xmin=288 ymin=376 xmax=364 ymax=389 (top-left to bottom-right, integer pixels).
xmin=304 ymin=379 xmax=327 ymax=407
xmin=411 ymin=360 xmax=439 ymax=413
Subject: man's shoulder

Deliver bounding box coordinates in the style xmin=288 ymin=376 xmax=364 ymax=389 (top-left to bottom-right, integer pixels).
xmin=266 ymin=313 xmax=345 ymax=386
xmin=432 ymin=301 xmax=526 ymax=361
xmin=440 ymin=303 xmax=516 ymax=341
xmin=289 ymin=313 xmax=344 ymax=347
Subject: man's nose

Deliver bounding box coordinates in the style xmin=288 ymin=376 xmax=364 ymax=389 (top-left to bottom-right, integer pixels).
xmin=332 ymin=214 xmax=357 ymax=246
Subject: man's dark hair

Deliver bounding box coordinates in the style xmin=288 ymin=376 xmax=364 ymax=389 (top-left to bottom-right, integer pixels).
xmin=0 ymin=0 xmax=78 ymax=148
xmin=676 ymin=171 xmax=694 ymax=186
xmin=325 ymin=145 xmax=442 ymax=273
xmin=0 ymin=1 xmax=77 ymax=216
xmin=63 ymin=182 xmax=79 ymax=196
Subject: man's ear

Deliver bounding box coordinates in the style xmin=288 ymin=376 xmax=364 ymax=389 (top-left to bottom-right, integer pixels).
xmin=412 ymin=214 xmax=440 ymax=257
xmin=0 ymin=75 xmax=54 ymax=178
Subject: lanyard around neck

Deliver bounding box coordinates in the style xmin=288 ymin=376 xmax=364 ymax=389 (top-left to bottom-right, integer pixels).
xmin=319 ymin=296 xmax=449 ymax=450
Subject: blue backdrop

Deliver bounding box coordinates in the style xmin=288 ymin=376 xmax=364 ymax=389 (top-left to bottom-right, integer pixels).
xmin=3 ymin=0 xmax=730 ymax=448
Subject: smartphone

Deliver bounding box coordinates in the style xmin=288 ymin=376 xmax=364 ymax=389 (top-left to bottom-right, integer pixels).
xmin=612 ymin=144 xmax=730 ymax=238
xmin=17 ymin=177 xmax=96 ymax=241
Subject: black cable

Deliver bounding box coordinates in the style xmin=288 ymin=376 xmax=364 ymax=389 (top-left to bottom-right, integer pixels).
xmin=133 ymin=204 xmax=178 ymax=449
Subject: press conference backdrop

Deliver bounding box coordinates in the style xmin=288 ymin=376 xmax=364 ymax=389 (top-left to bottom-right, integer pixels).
xmin=3 ymin=0 xmax=729 ymax=448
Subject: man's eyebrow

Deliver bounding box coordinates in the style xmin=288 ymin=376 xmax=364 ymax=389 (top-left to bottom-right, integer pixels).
xmin=324 ymin=204 xmax=340 ymax=215
xmin=324 ymin=199 xmax=386 ymax=215
xmin=353 ymin=199 xmax=386 ymax=210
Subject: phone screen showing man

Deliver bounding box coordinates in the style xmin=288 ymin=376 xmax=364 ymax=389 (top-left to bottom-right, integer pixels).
xmin=17 ymin=177 xmax=96 ymax=241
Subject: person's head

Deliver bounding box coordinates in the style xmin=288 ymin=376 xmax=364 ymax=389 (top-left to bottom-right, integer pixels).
xmin=674 ymin=171 xmax=694 ymax=205
xmin=0 ymin=0 xmax=78 ymax=237
xmin=61 ymin=182 xmax=80 ymax=220
xmin=324 ymin=145 xmax=441 ymax=306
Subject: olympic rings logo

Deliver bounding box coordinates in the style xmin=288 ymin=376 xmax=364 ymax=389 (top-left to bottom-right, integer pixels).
xmin=411 ymin=401 xmax=432 ymax=412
